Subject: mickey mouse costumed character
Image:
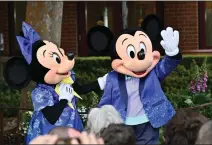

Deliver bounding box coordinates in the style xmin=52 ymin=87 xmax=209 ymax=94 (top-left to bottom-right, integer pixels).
xmin=4 ymin=22 xmax=105 ymax=144
xmin=87 ymin=15 xmax=182 ymax=144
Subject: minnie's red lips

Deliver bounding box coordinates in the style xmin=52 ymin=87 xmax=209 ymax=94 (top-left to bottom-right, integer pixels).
xmin=56 ymin=72 xmax=69 ymax=75
xmin=133 ymin=71 xmax=146 ymax=75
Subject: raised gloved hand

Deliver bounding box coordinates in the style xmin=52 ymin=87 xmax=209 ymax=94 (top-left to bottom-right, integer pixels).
xmin=160 ymin=27 xmax=180 ymax=56
xmin=59 ymin=83 xmax=74 ymax=103
xmin=97 ymin=73 xmax=108 ymax=90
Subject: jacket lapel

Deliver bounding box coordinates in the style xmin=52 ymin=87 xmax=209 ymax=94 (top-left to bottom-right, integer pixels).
xmin=139 ymin=77 xmax=146 ymax=98
xmin=118 ymin=73 xmax=128 ymax=107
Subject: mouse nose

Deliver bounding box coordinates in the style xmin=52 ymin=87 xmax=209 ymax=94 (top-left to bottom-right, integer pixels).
xmin=137 ymin=49 xmax=145 ymax=60
xmin=68 ymin=53 xmax=74 ymax=60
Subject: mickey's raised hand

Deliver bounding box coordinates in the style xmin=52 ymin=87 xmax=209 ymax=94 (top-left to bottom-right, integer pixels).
xmin=59 ymin=83 xmax=74 ymax=103
xmin=160 ymin=27 xmax=179 ymax=56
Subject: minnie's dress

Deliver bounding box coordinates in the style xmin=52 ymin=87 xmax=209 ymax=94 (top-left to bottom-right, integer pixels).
xmin=25 ymin=74 xmax=83 ymax=144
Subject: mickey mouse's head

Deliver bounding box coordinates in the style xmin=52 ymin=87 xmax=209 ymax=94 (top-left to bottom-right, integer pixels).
xmin=87 ymin=14 xmax=163 ymax=78
xmin=4 ymin=22 xmax=75 ymax=89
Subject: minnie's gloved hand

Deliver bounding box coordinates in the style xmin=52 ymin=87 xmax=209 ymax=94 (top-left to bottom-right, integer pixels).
xmin=59 ymin=83 xmax=74 ymax=103
xmin=97 ymin=73 xmax=108 ymax=90
xmin=160 ymin=27 xmax=180 ymax=56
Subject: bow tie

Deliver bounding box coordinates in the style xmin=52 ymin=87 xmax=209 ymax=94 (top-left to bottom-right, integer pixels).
xmin=125 ymin=75 xmax=133 ymax=80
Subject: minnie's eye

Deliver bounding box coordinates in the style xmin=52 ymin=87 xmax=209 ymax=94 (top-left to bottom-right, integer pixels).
xmin=139 ymin=42 xmax=146 ymax=53
xmin=52 ymin=53 xmax=61 ymax=64
xmin=127 ymin=45 xmax=135 ymax=59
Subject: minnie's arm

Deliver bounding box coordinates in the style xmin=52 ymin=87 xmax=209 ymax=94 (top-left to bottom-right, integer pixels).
xmin=41 ymin=99 xmax=68 ymax=124
xmin=32 ymin=88 xmax=69 ymax=125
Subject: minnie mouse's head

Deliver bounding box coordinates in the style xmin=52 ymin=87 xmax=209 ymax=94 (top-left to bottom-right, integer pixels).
xmin=4 ymin=22 xmax=75 ymax=89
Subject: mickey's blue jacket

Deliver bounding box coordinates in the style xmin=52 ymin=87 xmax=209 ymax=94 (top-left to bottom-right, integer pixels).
xmin=98 ymin=55 xmax=182 ymax=128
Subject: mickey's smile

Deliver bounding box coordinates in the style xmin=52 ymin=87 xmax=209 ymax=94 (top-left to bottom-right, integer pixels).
xmin=133 ymin=71 xmax=146 ymax=75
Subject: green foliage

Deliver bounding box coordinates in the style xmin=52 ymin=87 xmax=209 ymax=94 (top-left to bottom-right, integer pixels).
xmin=164 ymin=57 xmax=212 ymax=118
xmin=19 ymin=111 xmax=33 ymax=135
xmin=0 ymin=79 xmax=20 ymax=117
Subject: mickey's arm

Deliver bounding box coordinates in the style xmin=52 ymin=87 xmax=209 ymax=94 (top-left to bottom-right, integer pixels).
xmin=72 ymin=81 xmax=99 ymax=95
xmin=72 ymin=74 xmax=108 ymax=94
xmin=97 ymin=73 xmax=112 ymax=107
xmin=154 ymin=27 xmax=182 ymax=81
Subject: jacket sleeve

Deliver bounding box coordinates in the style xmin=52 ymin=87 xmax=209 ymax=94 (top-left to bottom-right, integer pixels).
xmin=154 ymin=53 xmax=182 ymax=81
xmin=97 ymin=73 xmax=113 ymax=107
xmin=71 ymin=70 xmax=101 ymax=95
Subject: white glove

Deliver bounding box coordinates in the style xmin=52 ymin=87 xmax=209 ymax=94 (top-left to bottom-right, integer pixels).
xmin=97 ymin=73 xmax=108 ymax=90
xmin=160 ymin=27 xmax=179 ymax=56
xmin=59 ymin=83 xmax=74 ymax=103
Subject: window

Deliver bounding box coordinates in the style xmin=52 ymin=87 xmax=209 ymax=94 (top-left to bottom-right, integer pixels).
xmin=199 ymin=2 xmax=212 ymax=50
xmin=85 ymin=2 xmax=114 ymax=34
xmin=77 ymin=1 xmax=165 ymax=56
xmin=205 ymin=2 xmax=212 ymax=47
xmin=78 ymin=1 xmax=122 ymax=56
xmin=127 ymin=1 xmax=156 ymax=28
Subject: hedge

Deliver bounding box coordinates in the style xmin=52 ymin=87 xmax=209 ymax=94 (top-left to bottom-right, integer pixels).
xmin=0 ymin=55 xmax=212 ymax=118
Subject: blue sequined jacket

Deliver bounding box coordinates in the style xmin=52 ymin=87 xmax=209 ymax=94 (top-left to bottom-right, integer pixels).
xmin=98 ymin=55 xmax=182 ymax=128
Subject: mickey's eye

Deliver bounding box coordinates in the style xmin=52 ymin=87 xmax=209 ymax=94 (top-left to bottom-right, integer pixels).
xmin=127 ymin=45 xmax=135 ymax=59
xmin=52 ymin=53 xmax=61 ymax=64
xmin=139 ymin=42 xmax=146 ymax=53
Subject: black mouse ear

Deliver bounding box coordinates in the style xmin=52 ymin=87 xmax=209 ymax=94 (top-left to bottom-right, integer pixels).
xmin=87 ymin=25 xmax=114 ymax=53
xmin=141 ymin=14 xmax=163 ymax=42
xmin=3 ymin=57 xmax=31 ymax=90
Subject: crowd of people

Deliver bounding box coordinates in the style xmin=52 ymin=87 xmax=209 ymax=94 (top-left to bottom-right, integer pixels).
xmin=29 ymin=105 xmax=212 ymax=145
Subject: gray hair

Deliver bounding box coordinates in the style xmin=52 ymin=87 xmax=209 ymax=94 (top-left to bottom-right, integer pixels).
xmin=85 ymin=105 xmax=124 ymax=136
xmin=196 ymin=120 xmax=212 ymax=144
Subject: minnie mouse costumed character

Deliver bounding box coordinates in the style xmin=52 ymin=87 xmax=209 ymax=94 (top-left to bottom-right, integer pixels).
xmin=87 ymin=15 xmax=182 ymax=144
xmin=3 ymin=22 xmax=105 ymax=144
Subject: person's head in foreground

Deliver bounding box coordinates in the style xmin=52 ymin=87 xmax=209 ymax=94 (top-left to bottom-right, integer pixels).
xmin=195 ymin=120 xmax=212 ymax=144
xmin=48 ymin=127 xmax=81 ymax=144
xmin=85 ymin=105 xmax=123 ymax=136
xmin=163 ymin=109 xmax=208 ymax=145
xmin=100 ymin=123 xmax=136 ymax=145
xmin=29 ymin=131 xmax=104 ymax=144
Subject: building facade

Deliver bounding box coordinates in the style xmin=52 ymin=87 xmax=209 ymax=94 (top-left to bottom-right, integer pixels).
xmin=0 ymin=1 xmax=212 ymax=57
